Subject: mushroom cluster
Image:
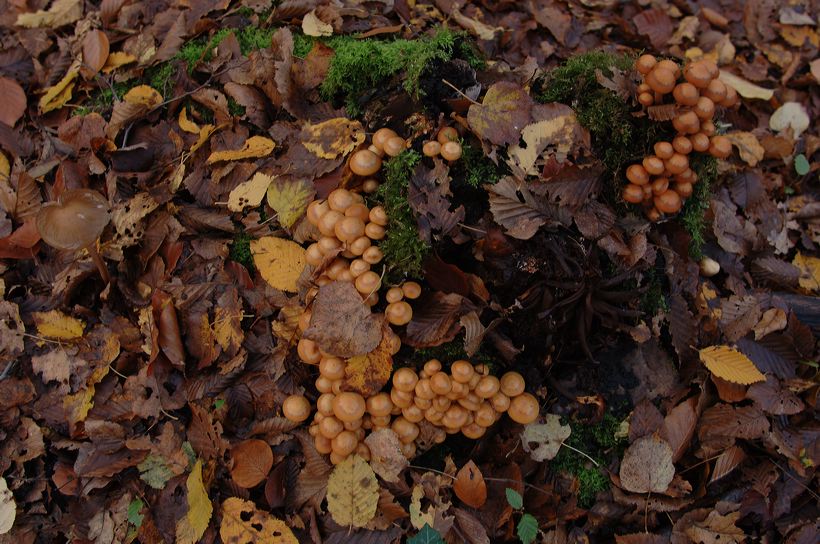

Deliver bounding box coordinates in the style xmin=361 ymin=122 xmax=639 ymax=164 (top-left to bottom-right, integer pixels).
xmin=283 ymin=359 xmax=539 ymax=465
xmin=349 ymin=128 xmax=408 ymax=194
xmin=626 ymin=55 xmax=737 ymax=221
xmin=421 ymin=126 xmax=463 ymax=161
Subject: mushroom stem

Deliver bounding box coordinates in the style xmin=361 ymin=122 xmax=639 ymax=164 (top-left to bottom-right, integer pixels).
xmin=85 ymin=242 xmax=110 ymax=284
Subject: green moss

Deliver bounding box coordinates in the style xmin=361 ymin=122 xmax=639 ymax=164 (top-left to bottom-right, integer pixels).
xmin=551 ymin=413 xmax=626 ymax=508
xmin=374 ymin=151 xmax=430 ymax=279
xmin=145 ymin=62 xmax=176 ymax=96
xmin=177 ymin=26 xmax=275 ymax=73
xmin=227 ymin=97 xmax=246 ymax=117
xmin=228 ymin=232 xmax=255 ymax=272
xmin=455 ymin=142 xmax=504 ymax=188
xmin=318 ymin=28 xmax=467 ymax=114
xmin=407 ymin=340 xmax=495 ymax=370
xmin=640 ymin=270 xmax=670 ymax=314
xmin=682 ymin=155 xmax=717 ymax=259
xmin=293 ymin=33 xmax=315 ymax=59
xmin=77 ymin=80 xmax=135 ymax=115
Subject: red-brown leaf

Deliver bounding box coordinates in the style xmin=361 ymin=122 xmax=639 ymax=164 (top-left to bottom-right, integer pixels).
xmin=0 ymin=76 xmax=26 ymax=127
xmin=453 ymin=460 xmax=487 ymax=509
xmin=230 ymin=438 xmax=274 ymax=488
xmin=81 ymin=30 xmax=110 ymax=79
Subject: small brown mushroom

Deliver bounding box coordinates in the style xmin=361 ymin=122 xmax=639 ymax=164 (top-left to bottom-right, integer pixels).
xmin=36 ymin=189 xmax=112 ymax=284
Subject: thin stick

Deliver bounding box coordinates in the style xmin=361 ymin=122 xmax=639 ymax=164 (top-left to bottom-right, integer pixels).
xmin=441 ymin=79 xmax=480 ymax=105
xmin=86 ymin=243 xmax=110 ymax=285
xmin=560 ymin=442 xmax=600 ymax=467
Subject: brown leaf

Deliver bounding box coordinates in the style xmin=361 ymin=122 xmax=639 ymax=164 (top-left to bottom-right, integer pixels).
xmin=719 ymin=295 xmax=762 ymax=343
xmin=81 ymin=30 xmax=110 ymax=79
xmin=746 ymin=375 xmax=804 ymax=415
xmin=453 ymin=508 xmax=490 ymax=544
xmin=344 ymin=323 xmax=394 ymax=396
xmin=537 ymin=163 xmax=604 ymax=212
xmin=615 ymin=533 xmax=668 ymax=544
xmin=364 ymin=429 xmax=408 ymax=483
xmin=486 ymin=176 xmax=567 ymax=240
xmin=633 ymin=9 xmax=674 ymax=49
xmin=453 ymin=460 xmax=487 ymax=509
xmin=303 ymin=281 xmax=383 ymax=358
xmin=187 ymin=402 xmax=227 ymax=462
xmin=151 ymin=290 xmax=186 ymax=369
xmin=685 ymin=511 xmax=744 ymax=544
xmin=709 ymin=445 xmax=746 ymax=485
xmin=629 ymin=399 xmax=664 ymax=442
xmin=698 ymin=404 xmax=769 ymax=441
xmin=659 ymin=397 xmax=697 ymax=463
xmin=619 ymin=435 xmax=675 ymax=494
xmin=404 ymin=291 xmax=472 ymax=348
xmin=0 ymin=77 xmax=26 ymax=127
xmin=408 ymin=160 xmax=465 ymax=241
xmin=467 ymin=82 xmax=533 ymax=146
xmin=230 ymin=439 xmax=274 ymax=488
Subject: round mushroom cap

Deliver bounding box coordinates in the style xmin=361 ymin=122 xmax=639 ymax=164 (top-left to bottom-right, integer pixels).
xmin=36 ymin=189 xmax=110 ymax=250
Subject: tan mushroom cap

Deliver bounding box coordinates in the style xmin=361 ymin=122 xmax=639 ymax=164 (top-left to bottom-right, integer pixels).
xmin=36 ymin=189 xmax=110 ymax=251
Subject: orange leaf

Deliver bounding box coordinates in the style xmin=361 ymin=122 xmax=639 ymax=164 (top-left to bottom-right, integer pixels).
xmin=453 ymin=460 xmax=487 ymax=509
xmin=230 ymin=439 xmax=273 ymax=488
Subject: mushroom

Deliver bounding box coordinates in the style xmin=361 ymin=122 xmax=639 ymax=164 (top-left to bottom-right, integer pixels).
xmin=283 ymin=395 xmax=312 ymax=422
xmin=36 ymin=188 xmax=111 ymax=283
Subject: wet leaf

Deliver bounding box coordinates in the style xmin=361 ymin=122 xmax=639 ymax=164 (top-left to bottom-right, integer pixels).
xmin=699 ymin=346 xmax=766 ymax=385
xmin=326 ymin=454 xmax=379 ymax=528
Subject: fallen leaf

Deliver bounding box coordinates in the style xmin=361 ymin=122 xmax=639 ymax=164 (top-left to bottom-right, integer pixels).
xmin=0 ymin=77 xmax=26 ymax=127
xmin=107 ymin=85 xmax=163 ymax=138
xmin=453 ymin=460 xmax=487 ymax=509
xmin=266 ymin=177 xmax=315 ymax=228
xmin=302 ymin=10 xmax=333 ymax=37
xmin=220 ymin=497 xmax=298 ymax=543
xmin=633 ymin=8 xmax=673 ymax=49
xmin=746 ymin=375 xmax=804 ymax=415
xmin=344 ymin=327 xmax=393 ymax=396
xmin=451 ymin=7 xmax=501 ymax=40
xmin=769 ymin=102 xmax=811 ymax=138
xmin=302 ymin=118 xmax=365 ymax=160
xmin=228 ymin=172 xmax=273 ymax=212
xmin=326 ymin=454 xmax=379 ymax=528
xmin=102 ymin=51 xmax=137 ymax=73
xmin=718 ymin=71 xmax=774 ymax=100
xmin=250 ymin=236 xmax=306 ymax=293
xmin=0 ymin=477 xmax=14 ymax=534
xmin=175 ymin=460 xmax=213 ymax=544
xmin=521 ymin=415 xmax=571 ymax=462
xmin=178 ymin=108 xmax=200 ymax=134
xmin=15 ymin=0 xmax=82 ymax=28
xmin=468 ymin=82 xmax=533 ymax=146
xmin=792 ymin=252 xmax=820 ymax=292
xmin=39 ymin=66 xmax=80 ymax=113
xmin=685 ymin=510 xmax=744 ymax=544
xmin=207 ymin=135 xmax=275 ymax=164
xmin=724 ymin=132 xmax=764 ymax=166
xmin=619 ymin=435 xmax=675 ymax=494
xmin=752 ymin=308 xmax=787 ymax=340
xmin=486 ymin=176 xmax=563 ymax=240
xmin=506 ymin=104 xmax=586 ymax=175
xmin=81 ymin=30 xmax=110 ymax=79
xmin=303 ymin=282 xmax=383 ymax=357
xmin=699 ymin=345 xmax=766 ymax=385
xmin=230 ymin=439 xmax=273 ymax=488
xmin=364 ymin=429 xmax=408 ymax=482
xmin=33 ymin=310 xmax=84 ymax=340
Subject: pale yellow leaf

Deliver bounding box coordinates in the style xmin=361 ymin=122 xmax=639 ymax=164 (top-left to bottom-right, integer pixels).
xmin=101 ymin=51 xmax=137 ymax=73
xmin=792 ymin=252 xmax=820 ymax=292
xmin=302 ymin=10 xmax=333 ymax=37
xmin=266 ymin=177 xmax=314 ymax=228
xmin=699 ymin=345 xmax=766 ymax=385
xmin=176 ymin=460 xmax=213 ymax=544
xmin=169 ymin=161 xmax=185 ymax=192
xmin=39 ymin=66 xmax=79 ymax=113
xmin=33 ymin=310 xmax=84 ymax=340
xmin=15 ymin=0 xmax=82 ymax=28
xmin=228 ymin=172 xmax=273 ymax=212
xmin=0 ymin=151 xmax=9 ymax=181
xmin=220 ymin=498 xmax=298 ymax=543
xmin=271 ymin=304 xmax=303 ymax=345
xmin=178 ymin=108 xmax=200 ymax=134
xmin=0 ymin=477 xmax=15 ymax=534
xmin=63 ymin=364 xmax=110 ymax=434
xmin=753 ymin=308 xmax=787 ymax=340
xmin=725 ymin=132 xmax=765 ymax=166
xmin=213 ymin=306 xmax=243 ymax=352
xmin=251 ymin=237 xmax=306 ymax=293
xmin=718 ymin=71 xmax=774 ymax=100
xmin=409 ymin=484 xmax=434 ymax=530
xmin=769 ymin=102 xmax=810 ymax=139
xmin=326 ymin=454 xmax=379 ymax=528
xmin=207 ymin=136 xmax=275 ymax=164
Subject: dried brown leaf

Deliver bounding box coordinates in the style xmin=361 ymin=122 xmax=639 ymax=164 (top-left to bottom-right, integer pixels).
xmin=303 ymin=282 xmax=383 ymax=357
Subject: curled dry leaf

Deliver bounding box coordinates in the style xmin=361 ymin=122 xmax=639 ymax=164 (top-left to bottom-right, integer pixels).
xmin=769 ymin=102 xmax=810 ymax=139
xmin=230 ymin=439 xmax=274 ymax=488
xmin=207 ymin=136 xmax=276 ymax=163
xmin=724 ymin=132 xmax=765 ymax=166
xmin=619 ymin=435 xmax=675 ymax=494
xmin=0 ymin=476 xmax=14 ymax=534
xmin=453 ymin=460 xmax=487 ymax=509
xmin=303 ymin=281 xmax=383 ymax=357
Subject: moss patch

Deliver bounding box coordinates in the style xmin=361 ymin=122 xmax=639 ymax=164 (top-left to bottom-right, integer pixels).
xmin=406 ymin=339 xmax=495 ymax=370
xmin=551 ymin=413 xmax=626 ymax=508
xmin=374 ymin=151 xmax=430 ymax=280
xmin=228 ymin=231 xmax=255 ymax=272
xmin=682 ymin=155 xmax=717 ymax=259
xmin=454 ymin=142 xmax=505 ymax=188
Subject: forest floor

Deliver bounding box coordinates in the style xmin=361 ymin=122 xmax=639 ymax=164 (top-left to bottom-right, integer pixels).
xmin=0 ymin=1 xmax=818 ymax=543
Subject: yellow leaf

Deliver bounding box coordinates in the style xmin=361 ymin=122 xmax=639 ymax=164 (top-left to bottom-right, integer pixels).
xmin=63 ymin=364 xmax=110 ymax=434
xmin=15 ymin=0 xmax=82 ymax=28
xmin=101 ymin=51 xmax=137 ymax=73
xmin=251 ymin=237 xmax=306 ymax=293
xmin=39 ymin=67 xmax=79 ymax=113
xmin=219 ymin=497 xmax=298 ymax=543
xmin=123 ymin=85 xmax=163 ymax=106
xmin=0 ymin=151 xmax=9 ymax=181
xmin=792 ymin=252 xmax=820 ymax=292
xmin=33 ymin=310 xmax=84 ymax=340
xmin=213 ymin=306 xmax=243 ymax=352
xmin=191 ymin=124 xmax=217 ymax=153
xmin=725 ymin=132 xmax=765 ymax=166
xmin=718 ymin=71 xmax=774 ymax=100
xmin=266 ymin=177 xmax=314 ymax=228
xmin=699 ymin=345 xmax=765 ymax=385
xmin=302 ymin=118 xmax=365 ymax=160
xmin=176 ymin=460 xmax=213 ymax=544
xmin=271 ymin=304 xmax=303 ymax=345
xmin=178 ymin=108 xmax=200 ymax=134
xmin=207 ymin=136 xmax=275 ymax=164
xmin=0 ymin=476 xmax=16 ymax=534
xmin=409 ymin=484 xmax=434 ymax=529
xmin=228 ymin=172 xmax=273 ymax=212
xmin=302 ymin=10 xmax=333 ymax=37
xmin=344 ymin=327 xmax=393 ymax=396
xmin=326 ymin=454 xmax=379 ymax=528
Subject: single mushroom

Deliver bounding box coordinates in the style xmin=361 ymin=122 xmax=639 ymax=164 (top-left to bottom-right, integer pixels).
xmin=35 ymin=188 xmax=111 ymax=284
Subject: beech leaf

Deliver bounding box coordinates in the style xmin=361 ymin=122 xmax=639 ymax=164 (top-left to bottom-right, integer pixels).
xmin=326 ymin=454 xmax=379 ymax=528
xmin=699 ymin=346 xmax=766 ymax=385
xmin=453 ymin=460 xmax=487 ymax=509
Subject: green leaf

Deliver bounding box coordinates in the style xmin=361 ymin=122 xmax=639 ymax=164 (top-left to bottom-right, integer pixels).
xmin=138 ymin=454 xmax=175 ymax=489
xmin=795 ymin=154 xmax=810 ymax=176
xmin=213 ymin=399 xmax=225 ymax=410
xmin=128 ymin=498 xmax=144 ymax=527
xmin=408 ymin=524 xmax=445 ymax=544
xmin=505 ymin=488 xmax=523 ymax=510
xmin=517 ymin=513 xmax=538 ymax=544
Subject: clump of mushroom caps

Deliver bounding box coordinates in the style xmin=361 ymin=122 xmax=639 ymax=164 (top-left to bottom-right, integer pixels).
xmin=349 ymin=125 xmax=463 ymax=194
xmin=625 ymin=55 xmax=737 ymax=221
xmin=35 ymin=188 xmax=111 ymax=283
xmin=283 ymin=359 xmax=539 ymax=465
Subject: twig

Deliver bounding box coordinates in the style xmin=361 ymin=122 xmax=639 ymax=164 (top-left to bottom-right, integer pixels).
xmin=560 ymin=441 xmax=600 ymax=467
xmin=0 ymin=360 xmax=15 ymax=381
xmin=441 ymin=79 xmax=480 ymax=105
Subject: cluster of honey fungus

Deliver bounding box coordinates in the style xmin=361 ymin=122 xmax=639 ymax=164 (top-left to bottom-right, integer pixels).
xmin=625 ymin=55 xmax=738 ymax=221
xmin=283 ymin=360 xmax=539 ymax=465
